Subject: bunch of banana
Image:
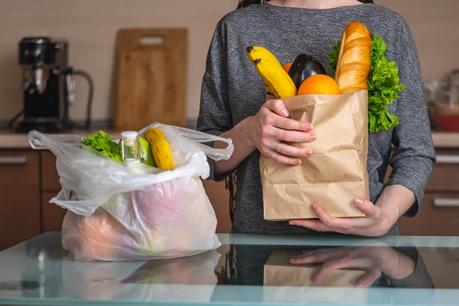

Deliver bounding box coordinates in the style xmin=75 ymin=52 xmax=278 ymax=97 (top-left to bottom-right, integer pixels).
xmin=246 ymin=46 xmax=297 ymax=98
xmin=144 ymin=128 xmax=175 ymax=170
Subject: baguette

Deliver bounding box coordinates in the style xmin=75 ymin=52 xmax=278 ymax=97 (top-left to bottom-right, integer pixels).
xmin=335 ymin=21 xmax=371 ymax=93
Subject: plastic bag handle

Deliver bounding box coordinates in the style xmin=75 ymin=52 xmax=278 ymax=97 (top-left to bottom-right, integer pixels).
xmin=172 ymin=126 xmax=234 ymax=161
xmin=28 ymin=130 xmax=82 ymax=150
xmin=138 ymin=124 xmax=234 ymax=161
xmin=28 ymin=130 xmax=49 ymax=150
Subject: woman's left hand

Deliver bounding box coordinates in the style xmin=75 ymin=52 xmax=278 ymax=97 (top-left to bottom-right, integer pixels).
xmin=289 ymin=199 xmax=399 ymax=237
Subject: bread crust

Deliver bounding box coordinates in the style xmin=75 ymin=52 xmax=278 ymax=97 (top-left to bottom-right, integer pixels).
xmin=336 ymin=21 xmax=371 ymax=93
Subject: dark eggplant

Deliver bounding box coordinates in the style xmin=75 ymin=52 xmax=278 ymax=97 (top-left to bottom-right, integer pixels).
xmin=288 ymin=54 xmax=327 ymax=89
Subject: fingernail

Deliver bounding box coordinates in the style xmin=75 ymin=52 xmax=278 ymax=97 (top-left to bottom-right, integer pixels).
xmin=289 ymin=221 xmax=295 ymax=225
xmin=282 ymin=109 xmax=289 ymax=117
xmin=310 ymin=133 xmax=317 ymax=140
xmin=355 ymin=199 xmax=364 ymax=205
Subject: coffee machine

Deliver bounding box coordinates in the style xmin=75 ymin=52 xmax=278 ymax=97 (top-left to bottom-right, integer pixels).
xmin=10 ymin=37 xmax=93 ymax=132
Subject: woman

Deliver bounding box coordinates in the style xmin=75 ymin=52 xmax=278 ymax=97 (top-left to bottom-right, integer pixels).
xmin=197 ymin=0 xmax=435 ymax=236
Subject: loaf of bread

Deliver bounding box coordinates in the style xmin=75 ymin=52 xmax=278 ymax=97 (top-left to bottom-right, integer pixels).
xmin=335 ymin=21 xmax=371 ymax=93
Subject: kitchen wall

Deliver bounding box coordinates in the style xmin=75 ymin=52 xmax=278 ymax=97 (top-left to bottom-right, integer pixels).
xmin=0 ymin=0 xmax=458 ymax=123
xmin=0 ymin=0 xmax=238 ymax=124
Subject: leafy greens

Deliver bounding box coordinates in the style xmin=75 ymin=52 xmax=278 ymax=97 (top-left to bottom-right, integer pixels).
xmin=81 ymin=130 xmax=122 ymax=163
xmin=328 ymin=35 xmax=406 ymax=133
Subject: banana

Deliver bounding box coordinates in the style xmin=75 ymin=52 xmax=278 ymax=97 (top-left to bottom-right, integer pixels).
xmin=246 ymin=46 xmax=297 ymax=98
xmin=144 ymin=128 xmax=175 ymax=170
xmin=253 ymin=58 xmax=297 ymax=98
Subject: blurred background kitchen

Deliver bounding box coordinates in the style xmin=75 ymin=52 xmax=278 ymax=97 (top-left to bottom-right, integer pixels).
xmin=1 ymin=0 xmax=459 ymax=250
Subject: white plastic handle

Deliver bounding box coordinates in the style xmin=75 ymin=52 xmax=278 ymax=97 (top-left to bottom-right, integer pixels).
xmin=138 ymin=124 xmax=234 ymax=161
xmin=173 ymin=126 xmax=234 ymax=161
xmin=28 ymin=130 xmax=82 ymax=150
xmin=28 ymin=130 xmax=47 ymax=150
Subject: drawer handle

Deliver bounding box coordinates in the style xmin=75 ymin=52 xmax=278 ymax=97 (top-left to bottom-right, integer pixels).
xmin=0 ymin=156 xmax=27 ymax=165
xmin=436 ymin=155 xmax=459 ymax=164
xmin=433 ymin=198 xmax=459 ymax=207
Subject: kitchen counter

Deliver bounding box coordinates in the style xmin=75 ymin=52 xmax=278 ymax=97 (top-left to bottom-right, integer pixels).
xmin=1 ymin=232 xmax=459 ymax=306
xmin=0 ymin=130 xmax=106 ymax=149
xmin=1 ymin=131 xmax=459 ymax=149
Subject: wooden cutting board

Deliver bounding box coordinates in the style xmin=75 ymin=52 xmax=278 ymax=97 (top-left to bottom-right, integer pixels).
xmin=114 ymin=28 xmax=187 ymax=130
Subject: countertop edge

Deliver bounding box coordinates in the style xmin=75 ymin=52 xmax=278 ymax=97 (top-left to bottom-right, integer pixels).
xmin=0 ymin=132 xmax=458 ymax=150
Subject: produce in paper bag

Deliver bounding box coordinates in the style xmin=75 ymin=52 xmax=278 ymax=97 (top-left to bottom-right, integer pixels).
xmin=248 ymin=21 xmax=373 ymax=220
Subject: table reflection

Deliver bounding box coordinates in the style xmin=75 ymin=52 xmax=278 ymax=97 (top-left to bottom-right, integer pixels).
xmin=216 ymin=243 xmax=433 ymax=288
xmin=0 ymin=233 xmax=452 ymax=306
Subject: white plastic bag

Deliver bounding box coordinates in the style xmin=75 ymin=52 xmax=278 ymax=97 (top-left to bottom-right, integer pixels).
xmin=28 ymin=123 xmax=233 ymax=261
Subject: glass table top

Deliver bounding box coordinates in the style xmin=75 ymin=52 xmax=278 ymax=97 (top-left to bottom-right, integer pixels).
xmin=1 ymin=232 xmax=459 ymax=306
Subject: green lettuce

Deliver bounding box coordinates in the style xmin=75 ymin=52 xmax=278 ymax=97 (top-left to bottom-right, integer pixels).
xmin=81 ymin=130 xmax=122 ymax=163
xmin=328 ymin=35 xmax=406 ymax=133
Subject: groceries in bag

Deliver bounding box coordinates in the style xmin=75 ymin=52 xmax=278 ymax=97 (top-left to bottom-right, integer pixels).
xmin=28 ymin=124 xmax=234 ymax=261
xmin=247 ymin=21 xmax=405 ymax=220
xmin=328 ymin=24 xmax=406 ymax=133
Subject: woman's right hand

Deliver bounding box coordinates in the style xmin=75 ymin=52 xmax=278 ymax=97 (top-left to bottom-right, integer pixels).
xmin=247 ymin=99 xmax=316 ymax=165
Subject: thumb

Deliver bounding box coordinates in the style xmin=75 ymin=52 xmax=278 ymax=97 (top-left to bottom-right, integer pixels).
xmin=265 ymin=99 xmax=289 ymax=117
xmin=355 ymin=198 xmax=379 ymax=218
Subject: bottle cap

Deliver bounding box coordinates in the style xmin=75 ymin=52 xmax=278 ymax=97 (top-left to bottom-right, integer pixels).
xmin=121 ymin=131 xmax=138 ymax=144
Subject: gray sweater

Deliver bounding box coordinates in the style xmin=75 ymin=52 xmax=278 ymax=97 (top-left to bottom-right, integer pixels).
xmin=197 ymin=3 xmax=435 ymax=234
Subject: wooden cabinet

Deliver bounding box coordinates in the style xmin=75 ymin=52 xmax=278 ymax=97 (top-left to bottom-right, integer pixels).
xmin=400 ymin=149 xmax=459 ymax=236
xmin=40 ymin=151 xmax=65 ymax=232
xmin=3 ymin=145 xmax=457 ymax=251
xmin=0 ymin=150 xmax=64 ymax=251
xmin=41 ymin=192 xmax=66 ymax=232
xmin=0 ymin=150 xmax=40 ymax=250
xmin=203 ymin=180 xmax=231 ymax=233
xmin=401 ymin=193 xmax=459 ymax=235
xmin=41 ymin=151 xmax=60 ymax=190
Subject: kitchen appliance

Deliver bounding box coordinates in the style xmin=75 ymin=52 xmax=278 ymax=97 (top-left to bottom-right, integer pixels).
xmin=9 ymin=37 xmax=94 ymax=132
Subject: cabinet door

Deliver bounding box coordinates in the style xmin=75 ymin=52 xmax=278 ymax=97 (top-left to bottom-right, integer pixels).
xmin=396 ymin=149 xmax=459 ymax=236
xmin=427 ymin=150 xmax=459 ymax=192
xmin=203 ymin=180 xmax=231 ymax=233
xmin=400 ymin=193 xmax=459 ymax=236
xmin=40 ymin=152 xmax=64 ymax=231
xmin=42 ymin=192 xmax=66 ymax=232
xmin=0 ymin=150 xmax=40 ymax=250
xmin=41 ymin=151 xmax=60 ymax=191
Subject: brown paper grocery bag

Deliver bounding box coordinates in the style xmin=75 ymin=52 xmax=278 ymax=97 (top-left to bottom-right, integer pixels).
xmin=263 ymin=249 xmax=366 ymax=287
xmin=260 ymin=91 xmax=369 ymax=220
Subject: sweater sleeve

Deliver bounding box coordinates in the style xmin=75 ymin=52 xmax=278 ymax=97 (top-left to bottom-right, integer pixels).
xmin=197 ymin=20 xmax=235 ymax=181
xmin=386 ymin=17 xmax=435 ymax=216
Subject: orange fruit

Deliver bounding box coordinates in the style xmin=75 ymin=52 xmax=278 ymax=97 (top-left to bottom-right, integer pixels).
xmin=283 ymin=62 xmax=292 ymax=73
xmin=297 ymin=74 xmax=341 ymax=95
